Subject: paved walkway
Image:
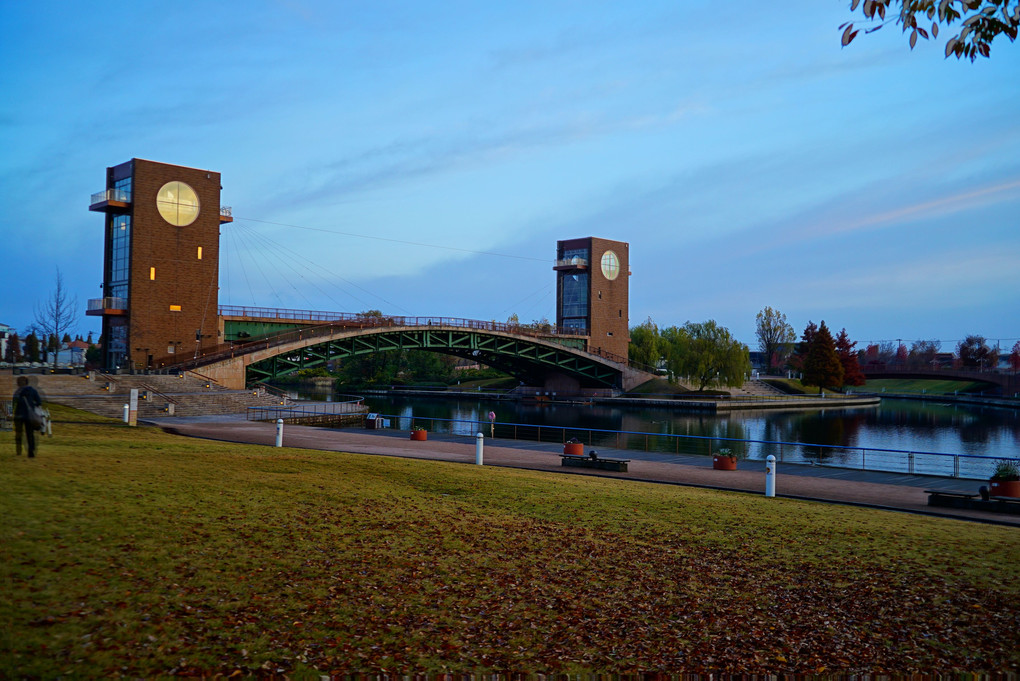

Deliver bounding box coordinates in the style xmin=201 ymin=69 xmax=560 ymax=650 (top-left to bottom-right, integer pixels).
xmin=148 ymin=416 xmax=1020 ymax=527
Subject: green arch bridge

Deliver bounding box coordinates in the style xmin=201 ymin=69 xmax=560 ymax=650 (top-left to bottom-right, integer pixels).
xmin=164 ymin=313 xmax=654 ymax=393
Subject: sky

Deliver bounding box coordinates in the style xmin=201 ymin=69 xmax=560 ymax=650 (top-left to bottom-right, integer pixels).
xmin=2 ymin=1 xmax=1018 ymax=352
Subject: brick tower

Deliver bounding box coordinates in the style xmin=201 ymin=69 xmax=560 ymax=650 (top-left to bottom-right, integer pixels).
xmin=87 ymin=159 xmax=231 ymax=370
xmin=554 ymin=237 xmax=630 ymax=359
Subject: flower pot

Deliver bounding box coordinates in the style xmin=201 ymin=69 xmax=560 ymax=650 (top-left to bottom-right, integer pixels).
xmin=713 ymin=455 xmax=737 ymax=471
xmin=410 ymin=430 xmax=427 ymax=441
xmin=989 ymin=479 xmax=1020 ymax=498
xmin=563 ymin=442 xmax=584 ymax=456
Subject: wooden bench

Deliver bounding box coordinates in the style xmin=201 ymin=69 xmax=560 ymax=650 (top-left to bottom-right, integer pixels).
xmin=561 ymin=454 xmax=629 ymax=472
xmin=986 ymin=496 xmax=1020 ymax=516
xmin=925 ymin=490 xmax=978 ymax=509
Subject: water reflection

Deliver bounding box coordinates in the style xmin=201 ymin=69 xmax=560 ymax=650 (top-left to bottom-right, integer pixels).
xmin=286 ymin=387 xmax=1019 ymax=477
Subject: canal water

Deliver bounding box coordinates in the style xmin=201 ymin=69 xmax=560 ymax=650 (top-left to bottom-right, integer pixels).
xmin=286 ymin=388 xmax=1020 ymax=480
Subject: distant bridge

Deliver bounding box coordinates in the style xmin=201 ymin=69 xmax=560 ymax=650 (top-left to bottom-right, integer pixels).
xmin=862 ymin=365 xmax=1019 ymax=395
xmin=163 ymin=312 xmax=655 ymax=393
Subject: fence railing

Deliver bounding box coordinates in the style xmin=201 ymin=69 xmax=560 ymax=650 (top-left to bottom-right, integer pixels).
xmin=248 ymin=395 xmax=365 ymax=422
xmin=380 ymin=414 xmax=1004 ymax=481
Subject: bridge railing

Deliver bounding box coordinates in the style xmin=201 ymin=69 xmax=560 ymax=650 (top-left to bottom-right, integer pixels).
xmin=381 ymin=414 xmax=1005 ymax=480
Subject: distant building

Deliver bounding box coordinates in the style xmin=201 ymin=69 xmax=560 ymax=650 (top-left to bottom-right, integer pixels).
xmin=87 ymin=159 xmax=230 ymax=370
xmin=0 ymin=322 xmax=11 ymax=360
xmin=553 ymin=237 xmax=630 ymax=359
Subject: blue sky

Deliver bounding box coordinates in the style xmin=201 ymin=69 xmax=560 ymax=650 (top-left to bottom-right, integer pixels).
xmin=2 ymin=1 xmax=1018 ymax=351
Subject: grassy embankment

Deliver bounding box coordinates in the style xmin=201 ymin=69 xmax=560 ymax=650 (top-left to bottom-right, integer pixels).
xmin=764 ymin=377 xmax=988 ymax=396
xmin=3 ymin=405 xmax=1019 ymax=677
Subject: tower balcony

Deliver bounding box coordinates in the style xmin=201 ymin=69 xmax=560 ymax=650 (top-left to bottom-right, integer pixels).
xmin=219 ymin=206 xmax=233 ymax=224
xmin=86 ymin=297 xmax=128 ymax=316
xmin=553 ymin=256 xmax=588 ymax=271
xmin=89 ymin=189 xmax=132 ymax=213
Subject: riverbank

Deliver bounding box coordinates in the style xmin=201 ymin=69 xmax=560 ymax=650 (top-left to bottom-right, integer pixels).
xmin=354 ymin=387 xmax=881 ymax=412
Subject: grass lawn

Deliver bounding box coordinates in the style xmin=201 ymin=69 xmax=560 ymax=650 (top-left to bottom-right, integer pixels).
xmin=846 ymin=378 xmax=991 ymax=395
xmin=3 ymin=405 xmax=1019 ymax=677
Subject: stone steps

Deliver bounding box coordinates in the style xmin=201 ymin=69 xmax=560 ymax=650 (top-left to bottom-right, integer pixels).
xmin=1 ymin=371 xmax=289 ymax=419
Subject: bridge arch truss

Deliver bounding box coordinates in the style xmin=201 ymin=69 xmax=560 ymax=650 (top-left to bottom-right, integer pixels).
xmin=244 ymin=326 xmax=625 ymax=388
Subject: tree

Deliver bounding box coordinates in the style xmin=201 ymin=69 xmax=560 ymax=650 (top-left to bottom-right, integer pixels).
xmin=34 ymin=269 xmax=79 ymax=371
xmin=755 ymin=306 xmax=796 ymax=373
xmin=840 ymin=0 xmax=1020 ymax=60
xmin=835 ymin=328 xmax=866 ymax=386
xmin=1009 ymin=340 xmax=1020 ymax=372
xmin=909 ymin=339 xmax=941 ymax=368
xmin=895 ymin=342 xmax=909 ymax=365
xmin=629 ymin=317 xmax=665 ymax=369
xmin=662 ymin=320 xmax=751 ymax=391
xmin=957 ymin=335 xmax=997 ymax=369
xmin=803 ymin=321 xmax=845 ymax=390
xmin=5 ymin=332 xmax=21 ymax=363
xmin=24 ymin=332 xmax=41 ymax=363
xmin=789 ymin=321 xmax=818 ymax=372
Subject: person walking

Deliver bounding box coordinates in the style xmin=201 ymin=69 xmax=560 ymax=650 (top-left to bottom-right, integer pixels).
xmin=13 ymin=376 xmax=43 ymax=458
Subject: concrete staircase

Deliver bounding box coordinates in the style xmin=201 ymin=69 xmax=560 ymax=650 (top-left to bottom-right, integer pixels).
xmin=0 ymin=371 xmax=290 ymax=420
xmin=733 ymin=378 xmax=789 ymax=398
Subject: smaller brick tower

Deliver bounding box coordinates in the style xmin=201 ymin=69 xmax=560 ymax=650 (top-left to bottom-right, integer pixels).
xmin=554 ymin=237 xmax=630 ymax=359
xmin=88 ymin=159 xmax=231 ymax=370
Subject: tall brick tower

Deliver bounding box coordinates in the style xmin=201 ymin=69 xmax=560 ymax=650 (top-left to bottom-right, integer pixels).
xmin=554 ymin=237 xmax=630 ymax=359
xmin=87 ymin=159 xmax=231 ymax=370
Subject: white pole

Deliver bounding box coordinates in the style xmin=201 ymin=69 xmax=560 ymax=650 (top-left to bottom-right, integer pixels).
xmin=276 ymin=418 xmax=284 ymax=447
xmin=475 ymin=432 xmax=484 ymax=465
xmin=123 ymin=404 xmax=130 ymax=423
xmin=765 ymin=455 xmax=776 ymax=498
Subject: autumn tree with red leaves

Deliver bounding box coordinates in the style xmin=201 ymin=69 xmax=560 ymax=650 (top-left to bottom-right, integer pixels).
xmin=840 ymin=0 xmax=1020 ymax=60
xmin=836 ymin=328 xmax=866 ymax=386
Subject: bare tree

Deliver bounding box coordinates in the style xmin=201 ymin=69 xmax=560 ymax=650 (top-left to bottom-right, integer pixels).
xmin=755 ymin=306 xmax=796 ymax=373
xmin=34 ymin=269 xmax=79 ymax=371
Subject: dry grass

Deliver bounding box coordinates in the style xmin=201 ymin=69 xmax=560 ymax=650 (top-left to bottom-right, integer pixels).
xmin=2 ymin=405 xmax=1018 ymax=677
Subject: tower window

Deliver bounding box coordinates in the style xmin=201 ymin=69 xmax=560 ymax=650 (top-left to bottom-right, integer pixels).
xmin=170 ymin=304 xmax=182 ymax=312
xmin=150 ymin=267 xmax=156 ymax=281
xmin=197 ymin=246 xmax=203 ymax=260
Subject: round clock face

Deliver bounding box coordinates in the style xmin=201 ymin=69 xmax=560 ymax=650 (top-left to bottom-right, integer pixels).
xmin=156 ymin=181 xmax=200 ymax=226
xmin=601 ymin=250 xmax=620 ymax=281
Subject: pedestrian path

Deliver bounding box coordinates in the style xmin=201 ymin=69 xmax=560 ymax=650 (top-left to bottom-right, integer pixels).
xmin=148 ymin=417 xmax=1019 ymax=527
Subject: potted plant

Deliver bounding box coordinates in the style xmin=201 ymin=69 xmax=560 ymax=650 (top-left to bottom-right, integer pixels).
xmin=712 ymin=447 xmax=738 ymax=471
xmin=989 ymin=458 xmax=1020 ymax=498
xmin=410 ymin=425 xmax=427 ymax=441
xmin=563 ymin=437 xmax=584 ymax=456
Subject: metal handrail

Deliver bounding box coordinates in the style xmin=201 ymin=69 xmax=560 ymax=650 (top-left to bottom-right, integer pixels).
xmin=87 ymin=297 xmax=127 ymax=311
xmin=375 ymin=414 xmax=1004 ymax=480
xmin=90 ymin=188 xmax=131 ymax=205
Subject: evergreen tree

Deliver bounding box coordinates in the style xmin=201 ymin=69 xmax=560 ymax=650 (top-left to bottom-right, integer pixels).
xmin=802 ymin=321 xmax=844 ymax=390
xmin=5 ymin=332 xmax=21 ymax=363
xmin=835 ymin=328 xmax=865 ymax=387
xmin=24 ymin=332 xmax=41 ymax=363
xmin=789 ymin=321 xmax=818 ymax=371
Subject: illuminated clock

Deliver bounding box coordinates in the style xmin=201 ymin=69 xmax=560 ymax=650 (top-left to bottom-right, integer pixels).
xmin=601 ymin=250 xmax=620 ymax=281
xmin=156 ymin=181 xmax=200 ymax=226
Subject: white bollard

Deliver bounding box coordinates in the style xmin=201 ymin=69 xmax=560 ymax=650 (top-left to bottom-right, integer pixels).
xmin=765 ymin=455 xmax=776 ymax=498
xmin=123 ymin=404 xmax=130 ymax=423
xmin=276 ymin=418 xmax=284 ymax=447
xmin=475 ymin=432 xmax=484 ymax=465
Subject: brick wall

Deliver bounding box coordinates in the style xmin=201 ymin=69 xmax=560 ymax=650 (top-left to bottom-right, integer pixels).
xmin=127 ymin=160 xmax=221 ymax=368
